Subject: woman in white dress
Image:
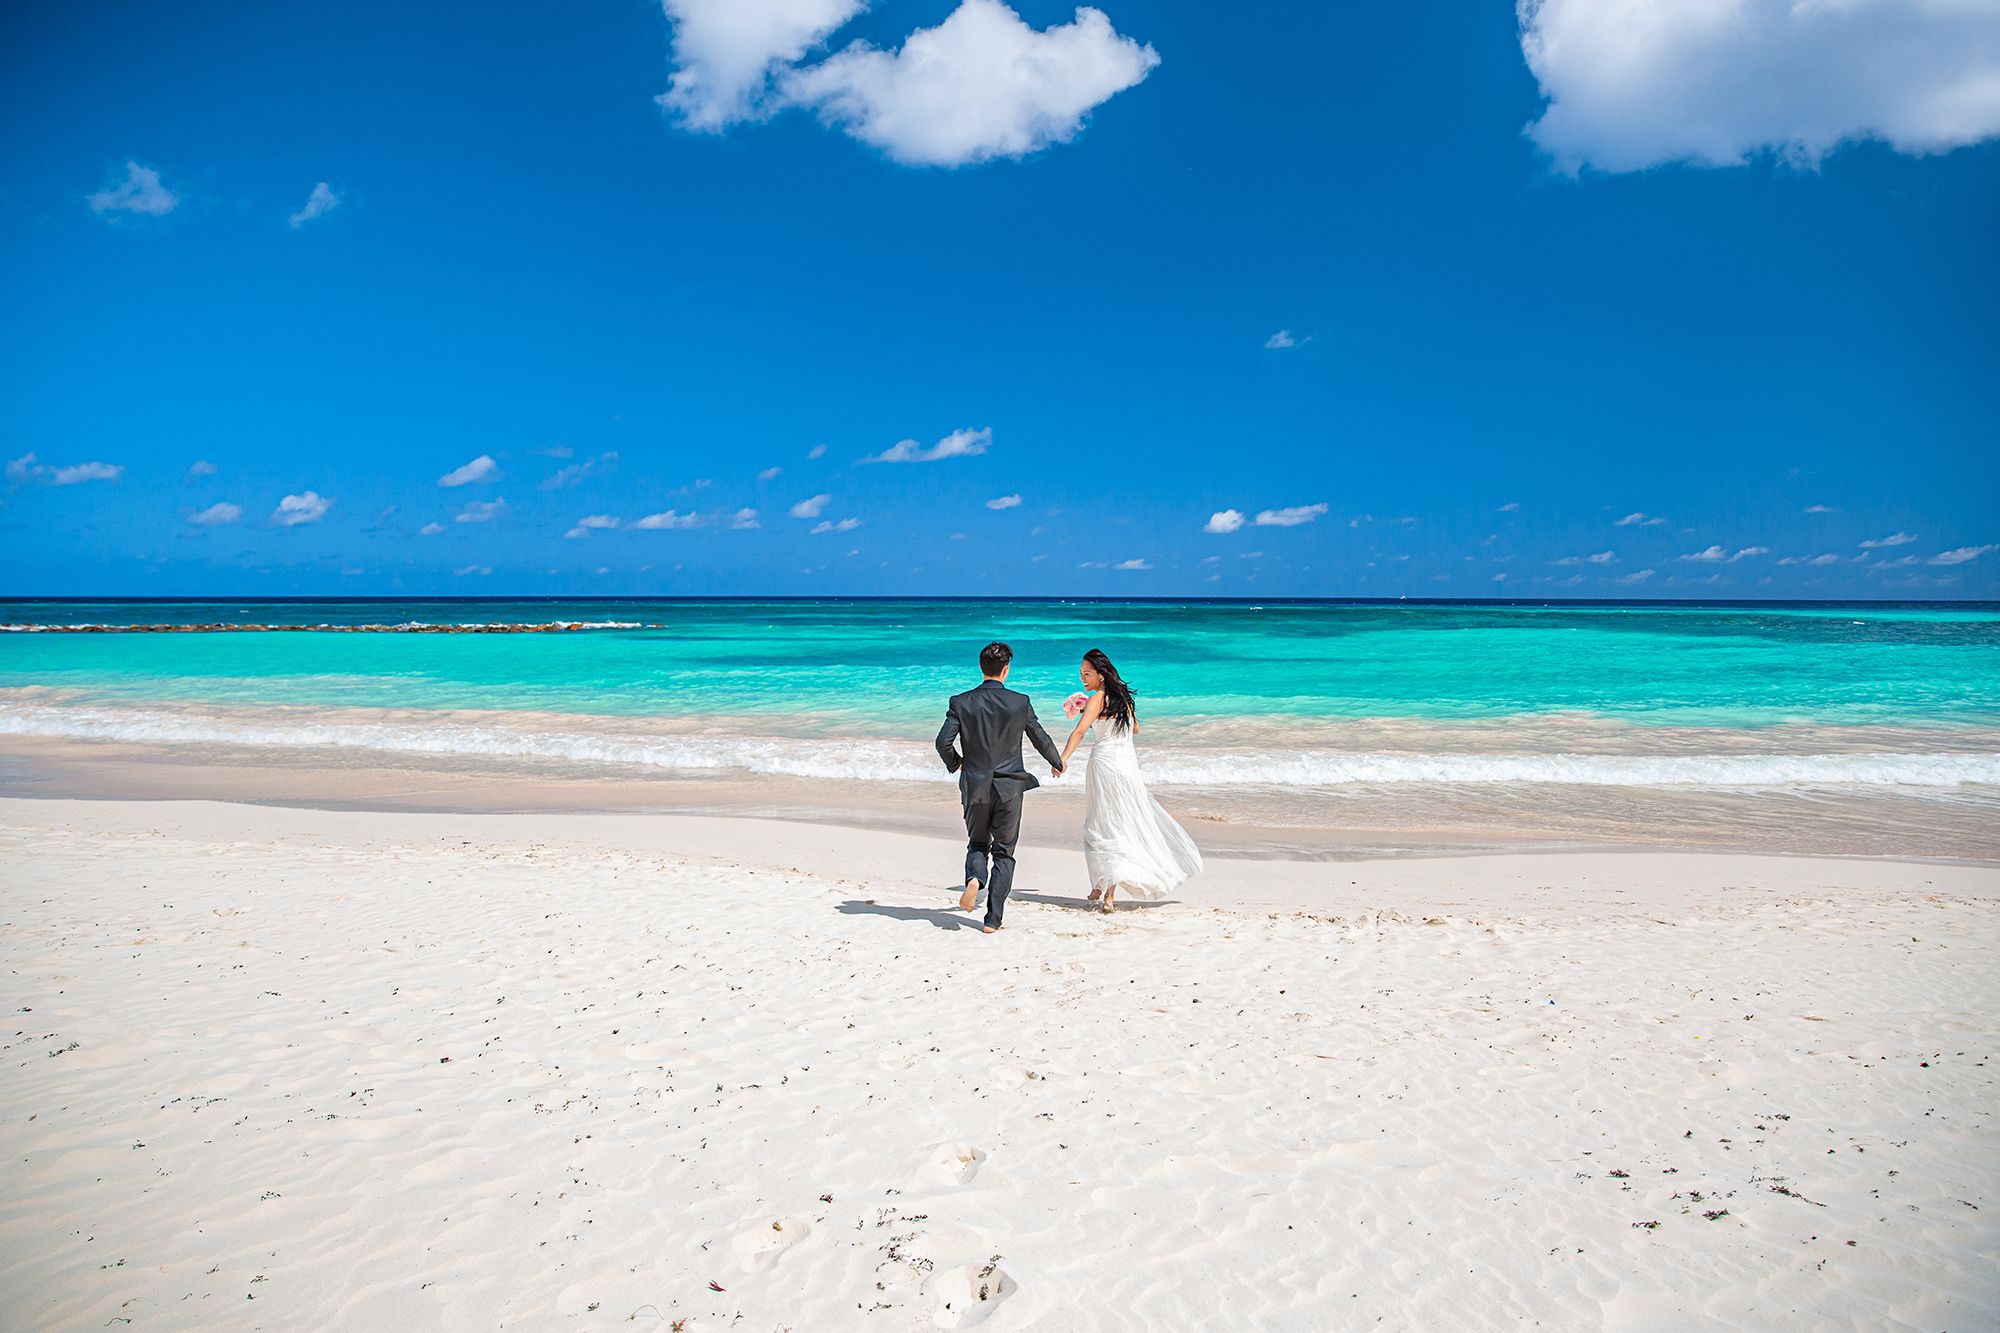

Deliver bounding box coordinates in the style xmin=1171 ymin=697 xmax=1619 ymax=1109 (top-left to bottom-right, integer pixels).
xmin=1057 ymin=649 xmax=1204 ymax=912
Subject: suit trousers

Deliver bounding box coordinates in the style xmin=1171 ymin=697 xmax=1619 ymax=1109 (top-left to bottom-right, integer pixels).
xmin=962 ymin=790 xmax=1023 ymax=928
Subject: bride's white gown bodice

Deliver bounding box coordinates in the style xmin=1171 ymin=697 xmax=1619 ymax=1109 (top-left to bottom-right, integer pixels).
xmin=1082 ymin=716 xmax=1203 ymax=898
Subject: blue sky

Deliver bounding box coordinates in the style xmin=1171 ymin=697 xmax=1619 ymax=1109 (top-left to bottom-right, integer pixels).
xmin=2 ymin=0 xmax=1995 ymax=599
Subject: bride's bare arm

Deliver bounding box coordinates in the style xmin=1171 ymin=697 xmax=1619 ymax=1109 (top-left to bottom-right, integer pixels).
xmin=1059 ymin=692 xmax=1103 ymax=770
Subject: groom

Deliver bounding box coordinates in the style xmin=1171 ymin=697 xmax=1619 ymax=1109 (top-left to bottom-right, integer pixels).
xmin=935 ymin=641 xmax=1065 ymax=934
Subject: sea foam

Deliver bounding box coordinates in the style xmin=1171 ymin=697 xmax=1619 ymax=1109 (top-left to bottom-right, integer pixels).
xmin=2 ymin=705 xmax=1995 ymax=789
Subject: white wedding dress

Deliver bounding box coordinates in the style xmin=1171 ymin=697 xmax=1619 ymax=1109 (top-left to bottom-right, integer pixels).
xmin=1082 ymin=715 xmax=1204 ymax=899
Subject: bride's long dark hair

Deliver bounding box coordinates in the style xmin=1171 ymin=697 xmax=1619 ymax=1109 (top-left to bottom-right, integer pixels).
xmin=1085 ymin=648 xmax=1136 ymax=729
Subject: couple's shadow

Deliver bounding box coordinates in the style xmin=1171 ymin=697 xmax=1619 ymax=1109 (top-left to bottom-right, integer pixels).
xmin=836 ymin=888 xmax=1149 ymax=932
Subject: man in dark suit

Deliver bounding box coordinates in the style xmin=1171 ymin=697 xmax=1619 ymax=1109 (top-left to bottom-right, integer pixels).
xmin=935 ymin=641 xmax=1065 ymax=933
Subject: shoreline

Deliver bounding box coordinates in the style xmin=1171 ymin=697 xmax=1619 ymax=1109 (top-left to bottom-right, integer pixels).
xmin=5 ymin=732 xmax=1997 ymax=864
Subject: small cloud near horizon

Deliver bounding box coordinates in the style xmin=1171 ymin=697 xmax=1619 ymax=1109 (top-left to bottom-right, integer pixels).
xmin=790 ymin=494 xmax=832 ymax=519
xmin=287 ymin=182 xmax=341 ymax=228
xmin=1264 ymin=330 xmax=1297 ymax=349
xmin=540 ymin=452 xmax=618 ymax=490
xmin=1615 ymin=512 xmax=1665 ymax=527
xmin=1204 ymin=510 xmax=1245 ymax=534
xmin=1859 ymin=531 xmax=1917 ymax=549
xmin=986 ymin=494 xmax=1022 ymax=510
xmin=1255 ymin=503 xmax=1327 ymax=527
xmin=187 ymin=501 xmax=242 ymax=527
xmin=439 ymin=455 xmax=499 ymax=487
xmin=88 ymin=161 xmax=178 ymax=217
xmin=272 ymin=491 xmax=332 ymax=526
xmin=564 ymin=514 xmax=622 ymax=539
xmin=861 ymin=426 xmax=991 ymax=464
xmin=455 ymin=498 xmax=508 ymax=524
xmin=7 ymin=453 xmax=125 ymax=486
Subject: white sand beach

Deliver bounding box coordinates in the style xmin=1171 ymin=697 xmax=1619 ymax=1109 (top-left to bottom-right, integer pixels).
xmin=3 ymin=797 xmax=1996 ymax=1330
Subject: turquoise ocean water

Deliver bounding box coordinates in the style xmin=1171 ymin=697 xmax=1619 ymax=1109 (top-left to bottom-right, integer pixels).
xmin=3 ymin=599 xmax=1997 ymax=854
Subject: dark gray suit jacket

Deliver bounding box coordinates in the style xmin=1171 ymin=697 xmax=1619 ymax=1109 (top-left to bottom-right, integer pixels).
xmin=935 ymin=679 xmax=1063 ymax=808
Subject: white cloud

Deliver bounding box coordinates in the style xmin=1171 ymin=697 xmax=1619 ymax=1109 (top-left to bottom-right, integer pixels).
xmin=1204 ymin=509 xmax=1245 ymax=534
xmin=811 ymin=516 xmax=862 ymax=534
xmin=1254 ymin=503 xmax=1328 ymax=527
xmin=418 ymin=522 xmax=446 ymax=536
xmin=50 ymin=461 xmax=122 ymax=485
xmin=540 ymin=452 xmax=619 ymax=490
xmin=729 ymin=507 xmax=761 ymax=529
xmin=1492 ymin=572 xmax=1509 ymax=583
xmin=1519 ymin=0 xmax=2000 ymax=173
xmin=188 ymin=501 xmax=242 ymax=527
xmin=807 ymin=444 xmax=827 ymax=459
xmin=1264 ymin=330 xmax=1296 ymax=349
xmin=6 ymin=453 xmax=124 ymax=486
xmin=657 ymin=0 xmax=866 ymax=130
xmin=439 ymin=454 xmax=499 ymax=487
xmin=1496 ymin=502 xmax=1520 ymax=512
xmin=1778 ymin=553 xmax=1842 ymax=566
xmin=1617 ymin=568 xmax=1656 ymax=584
xmin=186 ymin=459 xmax=218 ymax=480
xmin=1677 ymin=543 xmax=1767 ymax=563
xmin=862 ymin=426 xmax=991 ymax=463
xmin=1859 ymin=531 xmax=1918 ymax=548
xmin=565 ymin=514 xmax=622 ymax=538
xmin=88 ymin=161 xmax=178 ymax=217
xmin=1614 ymin=511 xmax=1665 ymax=526
xmin=986 ymin=493 xmax=1023 ymax=510
xmin=790 ymin=493 xmax=833 ymax=518
xmin=1804 ymin=504 xmax=1839 ymax=514
xmin=633 ymin=509 xmax=702 ymax=530
xmin=758 ymin=466 xmax=782 ymax=480
xmin=1932 ymin=544 xmax=1997 ymax=565
xmin=454 ymin=564 xmax=492 ymax=577
xmin=1555 ymin=550 xmax=1617 ymax=565
xmin=287 ymin=182 xmax=341 ymax=228
xmin=456 ymin=498 xmax=508 ymax=524
xmin=778 ymin=0 xmax=1160 ymax=167
xmin=272 ymin=491 xmax=332 ymax=526
xmin=1114 ymin=557 xmax=1152 ymax=570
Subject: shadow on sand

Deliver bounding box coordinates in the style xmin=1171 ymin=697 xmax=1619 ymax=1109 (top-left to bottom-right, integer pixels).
xmin=837 ymin=888 xmax=1171 ymax=931
xmin=835 ymin=899 xmax=977 ymax=931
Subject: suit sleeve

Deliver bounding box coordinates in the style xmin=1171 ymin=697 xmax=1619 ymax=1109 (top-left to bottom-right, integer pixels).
xmin=935 ymin=701 xmax=963 ymax=773
xmin=1024 ymin=702 xmax=1063 ymax=771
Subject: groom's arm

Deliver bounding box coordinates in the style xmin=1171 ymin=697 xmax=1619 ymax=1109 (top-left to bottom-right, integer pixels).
xmin=935 ymin=703 xmax=963 ymax=773
xmin=1024 ymin=704 xmax=1064 ymax=776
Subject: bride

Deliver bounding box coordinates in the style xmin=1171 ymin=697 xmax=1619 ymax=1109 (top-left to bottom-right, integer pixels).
xmin=1058 ymin=648 xmax=1204 ymax=912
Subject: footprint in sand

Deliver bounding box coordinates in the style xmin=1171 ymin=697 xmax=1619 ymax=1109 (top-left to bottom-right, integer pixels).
xmin=930 ymin=1260 xmax=1017 ymax=1328
xmin=925 ymin=1144 xmax=987 ymax=1185
xmin=730 ymin=1217 xmax=811 ymax=1272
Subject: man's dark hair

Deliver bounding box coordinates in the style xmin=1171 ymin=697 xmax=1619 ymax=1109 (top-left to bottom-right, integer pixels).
xmin=979 ymin=641 xmax=1013 ymax=677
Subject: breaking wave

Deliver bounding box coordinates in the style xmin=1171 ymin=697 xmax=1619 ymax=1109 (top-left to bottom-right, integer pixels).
xmin=2 ymin=705 xmax=1996 ymax=789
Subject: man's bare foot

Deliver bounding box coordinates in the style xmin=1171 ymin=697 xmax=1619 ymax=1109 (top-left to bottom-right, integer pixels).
xmin=981 ymin=925 xmax=999 ymax=934
xmin=959 ymin=877 xmax=980 ymax=912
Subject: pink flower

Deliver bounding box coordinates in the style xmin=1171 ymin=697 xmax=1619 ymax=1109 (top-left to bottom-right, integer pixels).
xmin=1062 ymin=691 xmax=1090 ymax=719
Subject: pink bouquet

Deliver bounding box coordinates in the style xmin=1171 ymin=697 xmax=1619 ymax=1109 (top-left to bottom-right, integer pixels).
xmin=1062 ymin=691 xmax=1090 ymax=719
